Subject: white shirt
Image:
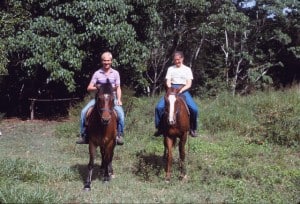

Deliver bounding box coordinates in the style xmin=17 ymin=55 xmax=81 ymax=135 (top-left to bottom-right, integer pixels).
xmin=165 ymin=64 xmax=193 ymax=85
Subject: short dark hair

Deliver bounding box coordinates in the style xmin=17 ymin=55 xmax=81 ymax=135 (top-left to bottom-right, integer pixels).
xmin=173 ymin=51 xmax=184 ymax=58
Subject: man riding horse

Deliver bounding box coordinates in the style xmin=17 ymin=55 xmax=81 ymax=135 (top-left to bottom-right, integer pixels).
xmin=76 ymin=51 xmax=125 ymax=145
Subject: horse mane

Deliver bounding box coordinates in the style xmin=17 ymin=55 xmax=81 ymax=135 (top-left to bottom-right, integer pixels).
xmin=166 ymin=85 xmax=184 ymax=96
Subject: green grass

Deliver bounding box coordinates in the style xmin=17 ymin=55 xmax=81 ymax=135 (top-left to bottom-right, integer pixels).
xmin=0 ymin=87 xmax=299 ymax=203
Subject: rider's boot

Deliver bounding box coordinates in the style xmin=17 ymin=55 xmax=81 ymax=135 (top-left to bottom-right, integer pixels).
xmin=76 ymin=133 xmax=89 ymax=144
xmin=116 ymin=132 xmax=124 ymax=145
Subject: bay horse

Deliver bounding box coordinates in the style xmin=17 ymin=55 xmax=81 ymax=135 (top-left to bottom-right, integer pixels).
xmin=84 ymin=79 xmax=117 ymax=191
xmin=162 ymin=86 xmax=190 ymax=182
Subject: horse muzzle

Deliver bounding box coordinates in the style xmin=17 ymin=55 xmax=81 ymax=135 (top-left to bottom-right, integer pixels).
xmin=168 ymin=119 xmax=176 ymax=126
xmin=101 ymin=115 xmax=111 ymax=125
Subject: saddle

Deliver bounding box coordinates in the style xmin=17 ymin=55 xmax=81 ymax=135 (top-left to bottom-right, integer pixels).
xmin=85 ymin=106 xmax=94 ymax=127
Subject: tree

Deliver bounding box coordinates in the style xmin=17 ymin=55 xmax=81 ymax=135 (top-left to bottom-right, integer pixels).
xmin=140 ymin=0 xmax=209 ymax=96
xmin=207 ymin=0 xmax=251 ymax=95
xmin=0 ymin=0 xmax=30 ymax=75
xmin=6 ymin=0 xmax=149 ymax=96
xmin=239 ymin=0 xmax=300 ymax=88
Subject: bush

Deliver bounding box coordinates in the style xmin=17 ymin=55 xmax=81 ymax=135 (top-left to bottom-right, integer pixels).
xmin=250 ymin=104 xmax=300 ymax=146
xmin=201 ymin=88 xmax=300 ymax=147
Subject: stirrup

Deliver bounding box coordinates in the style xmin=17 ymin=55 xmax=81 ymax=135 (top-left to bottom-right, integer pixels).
xmin=76 ymin=137 xmax=88 ymax=144
xmin=153 ymin=129 xmax=162 ymax=137
xmin=76 ymin=133 xmax=88 ymax=144
xmin=190 ymin=130 xmax=198 ymax=137
xmin=116 ymin=133 xmax=124 ymax=145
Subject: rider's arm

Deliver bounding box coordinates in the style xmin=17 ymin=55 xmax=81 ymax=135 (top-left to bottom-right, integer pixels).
xmin=87 ymin=83 xmax=97 ymax=93
xmin=116 ymin=85 xmax=123 ymax=106
xmin=166 ymin=79 xmax=172 ymax=88
xmin=179 ymin=79 xmax=192 ymax=93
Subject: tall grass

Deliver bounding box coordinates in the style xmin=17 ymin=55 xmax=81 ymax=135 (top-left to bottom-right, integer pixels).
xmin=0 ymin=87 xmax=299 ymax=203
xmin=0 ymin=158 xmax=78 ymax=203
xmin=201 ymin=87 xmax=300 ymax=146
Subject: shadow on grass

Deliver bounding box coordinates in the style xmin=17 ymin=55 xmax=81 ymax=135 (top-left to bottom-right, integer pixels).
xmin=71 ymin=163 xmax=104 ymax=184
xmin=133 ymin=150 xmax=165 ymax=181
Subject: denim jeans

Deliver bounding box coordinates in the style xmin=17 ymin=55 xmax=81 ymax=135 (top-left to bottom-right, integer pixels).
xmin=155 ymin=85 xmax=199 ymax=130
xmin=80 ymin=98 xmax=125 ymax=136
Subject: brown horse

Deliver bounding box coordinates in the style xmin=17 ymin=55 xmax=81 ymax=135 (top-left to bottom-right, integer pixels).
xmin=162 ymin=86 xmax=190 ymax=182
xmin=84 ymin=80 xmax=117 ymax=191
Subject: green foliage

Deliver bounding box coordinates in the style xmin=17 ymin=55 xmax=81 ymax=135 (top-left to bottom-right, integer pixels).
xmin=0 ymin=0 xmax=299 ymax=114
xmin=0 ymin=182 xmax=62 ymax=203
xmin=0 ymin=42 xmax=8 ymax=75
xmin=0 ymin=0 xmax=30 ymax=76
xmin=201 ymin=87 xmax=300 ymax=147
xmin=250 ymin=99 xmax=300 ymax=147
xmin=5 ymin=0 xmax=149 ymax=94
xmin=0 ymin=88 xmax=299 ymax=203
xmin=7 ymin=15 xmax=85 ymax=92
xmin=0 ymin=158 xmax=78 ymax=183
xmin=201 ymin=92 xmax=253 ymax=133
xmin=55 ymin=120 xmax=78 ymax=138
xmin=0 ymin=158 xmax=43 ymax=182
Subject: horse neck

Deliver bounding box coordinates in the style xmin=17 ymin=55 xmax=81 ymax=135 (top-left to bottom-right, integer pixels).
xmin=173 ymin=96 xmax=189 ymax=117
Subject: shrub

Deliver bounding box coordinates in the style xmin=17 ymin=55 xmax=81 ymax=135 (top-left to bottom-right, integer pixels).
xmin=250 ymin=104 xmax=300 ymax=146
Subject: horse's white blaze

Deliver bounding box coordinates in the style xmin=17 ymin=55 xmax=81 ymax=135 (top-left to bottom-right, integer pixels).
xmin=168 ymin=94 xmax=176 ymax=124
xmin=104 ymin=94 xmax=109 ymax=99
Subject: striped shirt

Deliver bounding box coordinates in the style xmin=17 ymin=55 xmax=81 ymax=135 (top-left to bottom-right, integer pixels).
xmin=90 ymin=68 xmax=120 ymax=88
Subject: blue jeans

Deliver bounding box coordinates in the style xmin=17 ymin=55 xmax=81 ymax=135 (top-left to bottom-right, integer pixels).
xmin=155 ymin=85 xmax=198 ymax=131
xmin=80 ymin=98 xmax=125 ymax=136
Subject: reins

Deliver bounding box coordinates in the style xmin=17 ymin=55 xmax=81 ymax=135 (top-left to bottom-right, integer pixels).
xmin=95 ymin=91 xmax=114 ymax=121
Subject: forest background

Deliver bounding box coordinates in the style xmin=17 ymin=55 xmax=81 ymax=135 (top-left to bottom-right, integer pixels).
xmin=0 ymin=0 xmax=299 ymax=117
xmin=0 ymin=1 xmax=299 ymax=202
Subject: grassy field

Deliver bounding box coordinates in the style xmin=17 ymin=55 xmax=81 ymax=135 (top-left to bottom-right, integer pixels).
xmin=0 ymin=88 xmax=299 ymax=203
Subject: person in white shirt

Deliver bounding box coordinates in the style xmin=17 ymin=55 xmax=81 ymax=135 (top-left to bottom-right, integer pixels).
xmin=154 ymin=51 xmax=199 ymax=137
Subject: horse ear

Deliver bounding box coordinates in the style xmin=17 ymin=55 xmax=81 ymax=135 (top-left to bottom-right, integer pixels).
xmin=95 ymin=83 xmax=101 ymax=90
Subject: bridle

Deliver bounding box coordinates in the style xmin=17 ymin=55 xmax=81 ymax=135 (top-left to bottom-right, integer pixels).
xmin=96 ymin=92 xmax=114 ymax=124
xmin=165 ymin=92 xmax=181 ymax=126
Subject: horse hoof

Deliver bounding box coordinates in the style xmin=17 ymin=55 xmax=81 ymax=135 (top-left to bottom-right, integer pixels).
xmin=181 ymin=175 xmax=188 ymax=181
xmin=165 ymin=178 xmax=170 ymax=183
xmin=83 ymin=187 xmax=91 ymax=192
xmin=103 ymin=177 xmax=111 ymax=183
xmin=103 ymin=180 xmax=109 ymax=184
xmin=111 ymin=174 xmax=115 ymax=179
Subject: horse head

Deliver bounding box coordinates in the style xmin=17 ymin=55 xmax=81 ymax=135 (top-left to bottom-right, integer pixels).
xmin=95 ymin=79 xmax=115 ymax=125
xmin=164 ymin=86 xmax=183 ymax=126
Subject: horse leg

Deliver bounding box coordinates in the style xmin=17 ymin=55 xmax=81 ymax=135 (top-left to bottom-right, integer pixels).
xmin=101 ymin=150 xmax=114 ymax=178
xmin=164 ymin=137 xmax=173 ymax=182
xmin=108 ymin=145 xmax=115 ymax=178
xmin=163 ymin=145 xmax=168 ymax=161
xmin=101 ymin=146 xmax=113 ymax=183
xmin=84 ymin=144 xmax=96 ymax=191
xmin=108 ymin=161 xmax=115 ymax=178
xmin=179 ymin=133 xmax=187 ymax=180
